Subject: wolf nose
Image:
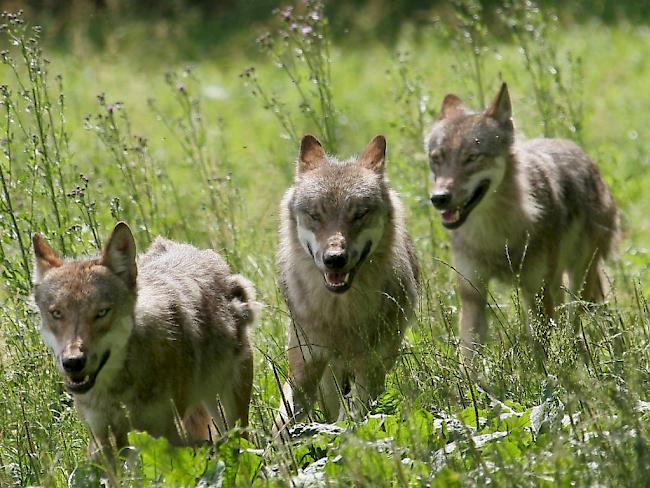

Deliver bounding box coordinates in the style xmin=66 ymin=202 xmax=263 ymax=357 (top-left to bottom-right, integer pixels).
xmin=430 ymin=192 xmax=452 ymax=209
xmin=323 ymin=250 xmax=347 ymax=270
xmin=62 ymin=354 xmax=86 ymax=374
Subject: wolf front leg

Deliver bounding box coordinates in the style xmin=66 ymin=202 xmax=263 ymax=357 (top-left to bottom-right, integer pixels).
xmin=568 ymin=250 xmax=606 ymax=304
xmin=522 ymin=283 xmax=558 ymax=322
xmin=521 ymin=258 xmax=563 ymax=359
xmin=317 ymin=359 xmax=347 ymax=422
xmin=352 ymin=339 xmax=400 ymax=417
xmin=353 ymin=362 xmax=388 ymax=417
xmin=219 ymin=345 xmax=254 ymax=434
xmin=273 ymin=326 xmax=329 ymax=439
xmin=87 ymin=425 xmax=131 ymax=473
xmin=522 ymin=251 xmax=562 ymax=326
xmin=458 ymin=276 xmax=488 ymax=362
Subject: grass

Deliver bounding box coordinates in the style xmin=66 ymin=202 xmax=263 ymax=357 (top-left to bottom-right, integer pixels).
xmin=1 ymin=2 xmax=650 ymax=486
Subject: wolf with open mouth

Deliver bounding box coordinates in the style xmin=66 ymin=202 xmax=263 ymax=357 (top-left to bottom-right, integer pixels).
xmin=425 ymin=83 xmax=619 ymax=361
xmin=32 ymin=222 xmax=258 ymax=464
xmin=274 ymin=134 xmax=419 ymax=436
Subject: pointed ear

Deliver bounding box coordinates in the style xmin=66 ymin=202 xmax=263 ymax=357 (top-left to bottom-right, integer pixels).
xmin=360 ymin=135 xmax=386 ymax=174
xmin=297 ymin=134 xmax=327 ymax=175
xmin=32 ymin=234 xmax=63 ymax=284
xmin=439 ymin=94 xmax=468 ymax=119
xmin=102 ymin=222 xmax=137 ymax=288
xmin=485 ymin=82 xmax=512 ymax=126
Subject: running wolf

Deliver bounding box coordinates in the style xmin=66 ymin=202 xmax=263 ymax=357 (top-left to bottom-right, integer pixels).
xmin=425 ymin=83 xmax=618 ymax=359
xmin=32 ymin=223 xmax=257 ymax=461
xmin=274 ymin=134 xmax=419 ymax=435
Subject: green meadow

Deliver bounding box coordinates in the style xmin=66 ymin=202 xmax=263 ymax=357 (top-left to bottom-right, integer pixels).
xmin=1 ymin=2 xmax=650 ymax=485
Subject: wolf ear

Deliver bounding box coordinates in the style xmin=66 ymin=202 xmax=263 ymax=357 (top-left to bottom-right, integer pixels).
xmin=439 ymin=94 xmax=468 ymax=120
xmin=102 ymin=222 xmax=137 ymax=288
xmin=32 ymin=234 xmax=63 ymax=284
xmin=486 ymin=82 xmax=512 ymax=126
xmin=297 ymin=134 xmax=327 ymax=175
xmin=360 ymin=135 xmax=386 ymax=174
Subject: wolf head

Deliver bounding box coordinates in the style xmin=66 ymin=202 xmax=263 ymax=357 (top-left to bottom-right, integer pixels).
xmin=32 ymin=223 xmax=137 ymax=395
xmin=290 ymin=134 xmax=391 ymax=293
xmin=425 ymin=83 xmax=514 ymax=229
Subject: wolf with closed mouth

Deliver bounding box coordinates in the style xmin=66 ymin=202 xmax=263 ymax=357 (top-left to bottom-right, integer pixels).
xmin=425 ymin=83 xmax=619 ymax=359
xmin=273 ymin=134 xmax=419 ymax=436
xmin=32 ymin=222 xmax=257 ymax=462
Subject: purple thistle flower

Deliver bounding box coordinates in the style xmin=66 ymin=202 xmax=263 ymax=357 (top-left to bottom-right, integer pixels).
xmin=280 ymin=6 xmax=293 ymax=21
xmin=302 ymin=26 xmax=313 ymax=35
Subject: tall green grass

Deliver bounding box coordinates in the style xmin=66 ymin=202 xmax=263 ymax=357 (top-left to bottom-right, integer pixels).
xmin=1 ymin=2 xmax=650 ymax=485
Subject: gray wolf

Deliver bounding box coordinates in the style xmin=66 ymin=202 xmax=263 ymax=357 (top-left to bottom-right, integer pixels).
xmin=425 ymin=83 xmax=619 ymax=359
xmin=273 ymin=134 xmax=419 ymax=435
xmin=32 ymin=222 xmax=257 ymax=461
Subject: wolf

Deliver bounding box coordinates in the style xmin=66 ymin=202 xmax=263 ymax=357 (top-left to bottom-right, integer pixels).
xmin=425 ymin=83 xmax=619 ymax=360
xmin=32 ymin=222 xmax=257 ymax=462
xmin=273 ymin=134 xmax=419 ymax=436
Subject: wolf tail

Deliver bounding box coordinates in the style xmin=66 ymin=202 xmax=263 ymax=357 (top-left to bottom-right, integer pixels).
xmin=225 ymin=274 xmax=260 ymax=332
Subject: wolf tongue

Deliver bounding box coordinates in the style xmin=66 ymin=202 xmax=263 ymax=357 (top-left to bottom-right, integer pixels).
xmin=441 ymin=209 xmax=459 ymax=223
xmin=326 ymin=272 xmax=346 ymax=285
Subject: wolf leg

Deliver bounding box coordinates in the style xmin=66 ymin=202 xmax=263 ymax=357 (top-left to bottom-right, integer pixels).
xmin=567 ymin=253 xmax=606 ymax=358
xmin=458 ymin=277 xmax=488 ymax=362
xmin=273 ymin=326 xmax=329 ymax=437
xmin=88 ymin=431 xmax=113 ymax=466
xmin=522 ymin=281 xmax=558 ymax=323
xmin=182 ymin=405 xmax=213 ymax=442
xmin=203 ymin=347 xmax=254 ymax=441
xmin=521 ymin=252 xmax=563 ymax=362
xmin=204 ymin=399 xmax=229 ymax=437
xmin=570 ymin=254 xmax=605 ymax=303
xmin=223 ymin=347 xmax=254 ymax=432
xmin=353 ymin=362 xmax=387 ymax=417
xmin=521 ymin=243 xmax=562 ymax=318
xmin=318 ymin=360 xmax=347 ymax=422
xmin=87 ymin=425 xmax=131 ymax=475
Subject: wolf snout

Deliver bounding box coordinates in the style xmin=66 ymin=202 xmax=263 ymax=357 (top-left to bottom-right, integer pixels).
xmin=323 ymin=249 xmax=348 ymax=270
xmin=62 ymin=353 xmax=87 ymax=374
xmin=430 ymin=191 xmax=452 ymax=209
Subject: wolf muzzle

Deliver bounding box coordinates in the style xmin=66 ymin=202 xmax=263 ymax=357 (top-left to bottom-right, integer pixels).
xmin=322 ymin=240 xmax=372 ymax=294
xmin=64 ymin=350 xmax=111 ymax=395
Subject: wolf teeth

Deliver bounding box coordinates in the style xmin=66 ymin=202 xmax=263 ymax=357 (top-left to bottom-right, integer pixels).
xmin=324 ymin=272 xmax=350 ymax=287
xmin=72 ymin=376 xmax=88 ymax=384
xmin=441 ymin=209 xmax=461 ymax=223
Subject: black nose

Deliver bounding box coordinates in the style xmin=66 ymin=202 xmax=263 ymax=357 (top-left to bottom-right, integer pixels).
xmin=62 ymin=354 xmax=86 ymax=374
xmin=430 ymin=192 xmax=452 ymax=209
xmin=323 ymin=250 xmax=347 ymax=270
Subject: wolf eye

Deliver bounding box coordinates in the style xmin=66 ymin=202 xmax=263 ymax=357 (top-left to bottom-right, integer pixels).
xmin=306 ymin=212 xmax=321 ymax=223
xmin=353 ymin=209 xmax=369 ymax=221
xmin=50 ymin=309 xmax=62 ymax=319
xmin=465 ymin=154 xmax=481 ymax=165
xmin=96 ymin=308 xmax=111 ymax=319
